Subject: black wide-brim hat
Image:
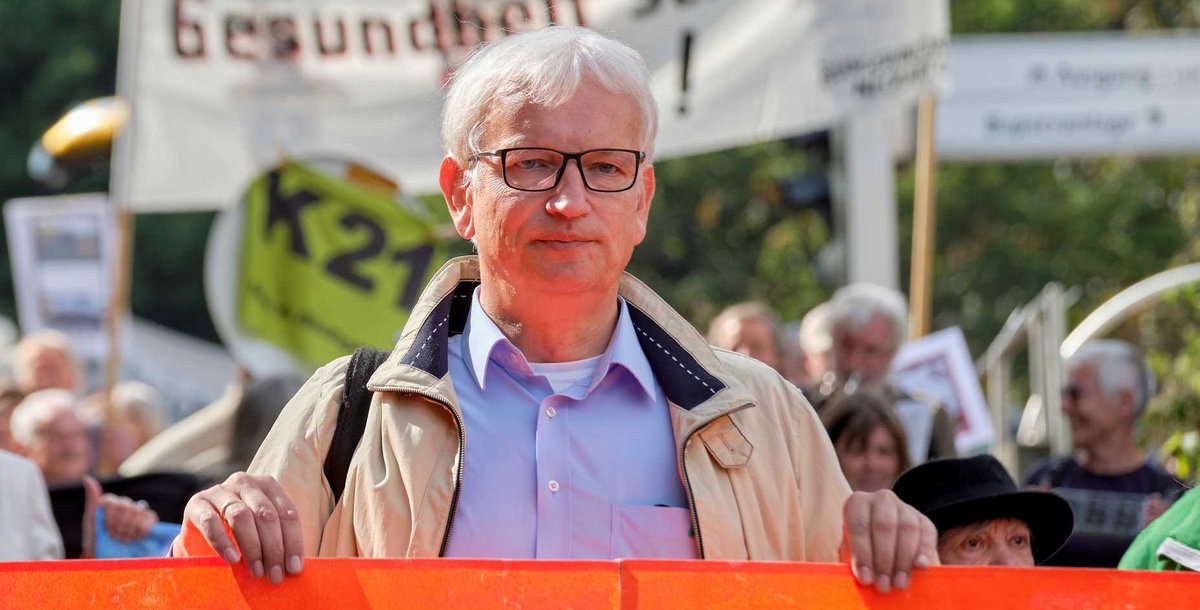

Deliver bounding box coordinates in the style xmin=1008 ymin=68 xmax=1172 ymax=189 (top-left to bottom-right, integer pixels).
xmin=893 ymin=455 xmax=1074 ymax=564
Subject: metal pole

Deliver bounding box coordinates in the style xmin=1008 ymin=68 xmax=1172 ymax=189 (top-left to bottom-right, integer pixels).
xmin=908 ymin=95 xmax=938 ymax=339
xmin=988 ymin=359 xmax=1015 ymax=472
xmin=839 ymin=107 xmax=900 ymax=290
xmin=1042 ymin=284 xmax=1070 ymax=455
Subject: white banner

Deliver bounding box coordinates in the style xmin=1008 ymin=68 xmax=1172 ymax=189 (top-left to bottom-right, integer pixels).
xmin=113 ymin=0 xmax=948 ymax=212
xmin=937 ymin=33 xmax=1200 ymax=160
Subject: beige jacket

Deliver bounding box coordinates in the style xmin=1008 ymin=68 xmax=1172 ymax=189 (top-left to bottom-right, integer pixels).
xmin=248 ymin=257 xmax=850 ymax=561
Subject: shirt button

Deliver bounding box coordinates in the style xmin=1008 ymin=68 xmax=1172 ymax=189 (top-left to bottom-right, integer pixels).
xmin=548 ymin=480 xmax=560 ymax=493
xmin=546 ymin=406 xmax=557 ymax=418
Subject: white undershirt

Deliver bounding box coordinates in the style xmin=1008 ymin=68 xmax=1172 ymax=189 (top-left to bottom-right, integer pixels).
xmin=528 ymin=355 xmax=603 ymax=394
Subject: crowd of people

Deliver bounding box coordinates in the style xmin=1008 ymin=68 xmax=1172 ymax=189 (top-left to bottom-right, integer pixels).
xmin=708 ymin=286 xmax=1190 ymax=569
xmin=0 ymin=329 xmax=300 ymax=559
xmin=1 ymin=26 xmax=1194 ymax=589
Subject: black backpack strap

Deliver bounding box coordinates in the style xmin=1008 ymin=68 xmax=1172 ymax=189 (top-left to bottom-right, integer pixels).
xmin=323 ymin=346 xmax=390 ymax=505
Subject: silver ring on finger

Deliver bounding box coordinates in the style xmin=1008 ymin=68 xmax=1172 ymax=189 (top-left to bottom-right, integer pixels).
xmin=220 ymin=499 xmax=247 ymax=519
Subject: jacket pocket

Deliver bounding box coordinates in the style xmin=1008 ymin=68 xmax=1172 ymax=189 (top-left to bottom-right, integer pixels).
xmin=610 ymin=504 xmax=697 ymax=559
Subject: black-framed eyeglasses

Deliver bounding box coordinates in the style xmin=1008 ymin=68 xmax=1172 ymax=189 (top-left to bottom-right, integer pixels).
xmin=474 ymin=147 xmax=646 ymax=193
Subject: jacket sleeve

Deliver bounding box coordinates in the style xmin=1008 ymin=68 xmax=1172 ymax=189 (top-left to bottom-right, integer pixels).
xmin=781 ymin=379 xmax=853 ymax=562
xmin=27 ymin=459 xmax=65 ymax=560
xmin=247 ymin=356 xmax=351 ymax=557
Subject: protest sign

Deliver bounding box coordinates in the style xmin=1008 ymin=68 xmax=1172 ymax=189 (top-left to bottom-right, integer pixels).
xmin=212 ymin=160 xmax=444 ymax=370
xmin=1 ymin=555 xmax=1197 ymax=609
xmin=112 ymin=0 xmax=948 ymax=211
xmin=891 ymin=326 xmax=994 ymax=455
xmin=2 ymin=194 xmax=120 ymax=360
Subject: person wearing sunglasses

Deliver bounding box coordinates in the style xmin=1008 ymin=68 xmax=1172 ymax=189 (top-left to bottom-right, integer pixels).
xmin=1024 ymin=339 xmax=1185 ymax=567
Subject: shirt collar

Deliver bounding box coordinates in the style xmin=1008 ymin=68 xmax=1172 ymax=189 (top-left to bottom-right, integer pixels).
xmin=462 ymin=287 xmax=656 ymax=399
xmin=464 ymin=287 xmax=516 ymax=391
xmin=596 ymin=298 xmax=657 ymax=399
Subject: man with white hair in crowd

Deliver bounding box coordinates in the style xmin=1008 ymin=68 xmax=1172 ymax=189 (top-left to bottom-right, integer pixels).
xmin=7 ymin=389 xmax=162 ymax=558
xmin=10 ymin=390 xmax=93 ymax=486
xmin=820 ymin=283 xmax=956 ymax=463
xmin=1025 ymin=339 xmax=1184 ymax=567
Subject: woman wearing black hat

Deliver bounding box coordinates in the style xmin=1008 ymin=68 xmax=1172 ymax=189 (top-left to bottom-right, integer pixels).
xmin=893 ymin=455 xmax=1075 ymax=566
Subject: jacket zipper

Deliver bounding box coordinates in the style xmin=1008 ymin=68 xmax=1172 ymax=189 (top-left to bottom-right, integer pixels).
xmin=383 ymin=387 xmax=466 ymax=557
xmin=438 ymin=398 xmax=466 ymax=557
xmin=678 ymin=402 xmax=754 ymax=559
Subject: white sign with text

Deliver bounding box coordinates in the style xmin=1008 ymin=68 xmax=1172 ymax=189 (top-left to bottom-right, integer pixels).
xmin=937 ymin=33 xmax=1200 ymax=159
xmin=113 ymin=0 xmax=948 ymax=211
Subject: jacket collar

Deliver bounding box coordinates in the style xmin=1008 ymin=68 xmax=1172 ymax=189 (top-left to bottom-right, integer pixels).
xmin=368 ymin=257 xmax=758 ymax=418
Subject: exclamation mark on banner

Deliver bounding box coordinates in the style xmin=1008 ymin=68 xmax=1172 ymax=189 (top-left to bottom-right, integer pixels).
xmin=679 ymin=31 xmax=694 ymax=116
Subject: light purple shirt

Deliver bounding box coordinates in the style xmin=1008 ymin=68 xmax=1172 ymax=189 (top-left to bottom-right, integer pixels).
xmin=442 ymin=290 xmax=696 ymax=559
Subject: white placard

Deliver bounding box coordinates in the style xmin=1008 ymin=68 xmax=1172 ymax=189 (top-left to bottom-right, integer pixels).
xmin=937 ymin=32 xmax=1200 ymax=159
xmin=3 ymin=194 xmax=119 ymax=361
xmin=112 ymin=0 xmax=948 ymax=212
xmin=890 ymin=326 xmax=994 ymax=454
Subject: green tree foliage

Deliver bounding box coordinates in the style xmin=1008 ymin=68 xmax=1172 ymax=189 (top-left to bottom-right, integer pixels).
xmin=934 ymin=0 xmax=1200 ymax=467
xmin=1 ymin=1 xmax=224 ymax=342
xmin=0 ymin=0 xmax=121 ymax=320
xmin=628 ymin=140 xmax=832 ymax=328
xmin=898 ymin=157 xmax=1199 ymax=355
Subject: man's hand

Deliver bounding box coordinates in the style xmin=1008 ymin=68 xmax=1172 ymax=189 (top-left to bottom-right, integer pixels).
xmin=81 ymin=476 xmax=159 ymax=558
xmin=172 ymin=472 xmax=304 ymax=585
xmin=843 ymin=489 xmax=940 ymax=593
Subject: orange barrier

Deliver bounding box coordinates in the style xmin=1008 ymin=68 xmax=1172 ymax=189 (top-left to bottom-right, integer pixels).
xmin=1 ymin=556 xmax=1197 ymax=609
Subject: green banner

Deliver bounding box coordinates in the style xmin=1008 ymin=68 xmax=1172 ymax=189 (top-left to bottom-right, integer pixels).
xmin=237 ymin=161 xmax=443 ymax=369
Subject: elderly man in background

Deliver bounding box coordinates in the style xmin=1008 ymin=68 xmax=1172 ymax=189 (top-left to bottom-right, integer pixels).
xmin=175 ymin=26 xmax=938 ymax=594
xmin=10 ymin=390 xmax=93 ymax=487
xmin=1024 ymin=340 xmax=1184 ymax=567
xmin=894 ymin=455 xmax=1074 ymax=567
xmin=707 ymin=301 xmax=784 ymax=374
xmin=818 ymin=283 xmax=956 ymax=464
xmin=8 ymin=390 xmax=161 ymax=558
xmin=12 ymin=331 xmax=84 ymax=396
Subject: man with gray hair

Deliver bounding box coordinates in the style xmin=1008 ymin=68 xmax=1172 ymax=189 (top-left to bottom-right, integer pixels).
xmin=820 ymin=283 xmax=956 ymax=463
xmin=10 ymin=390 xmax=93 ymax=486
xmin=1024 ymin=339 xmax=1184 ymax=567
xmin=12 ymin=330 xmax=83 ymax=396
xmin=706 ymin=301 xmax=783 ymax=374
xmin=175 ymin=26 xmax=939 ymax=594
xmin=9 ymin=390 xmax=162 ymax=558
